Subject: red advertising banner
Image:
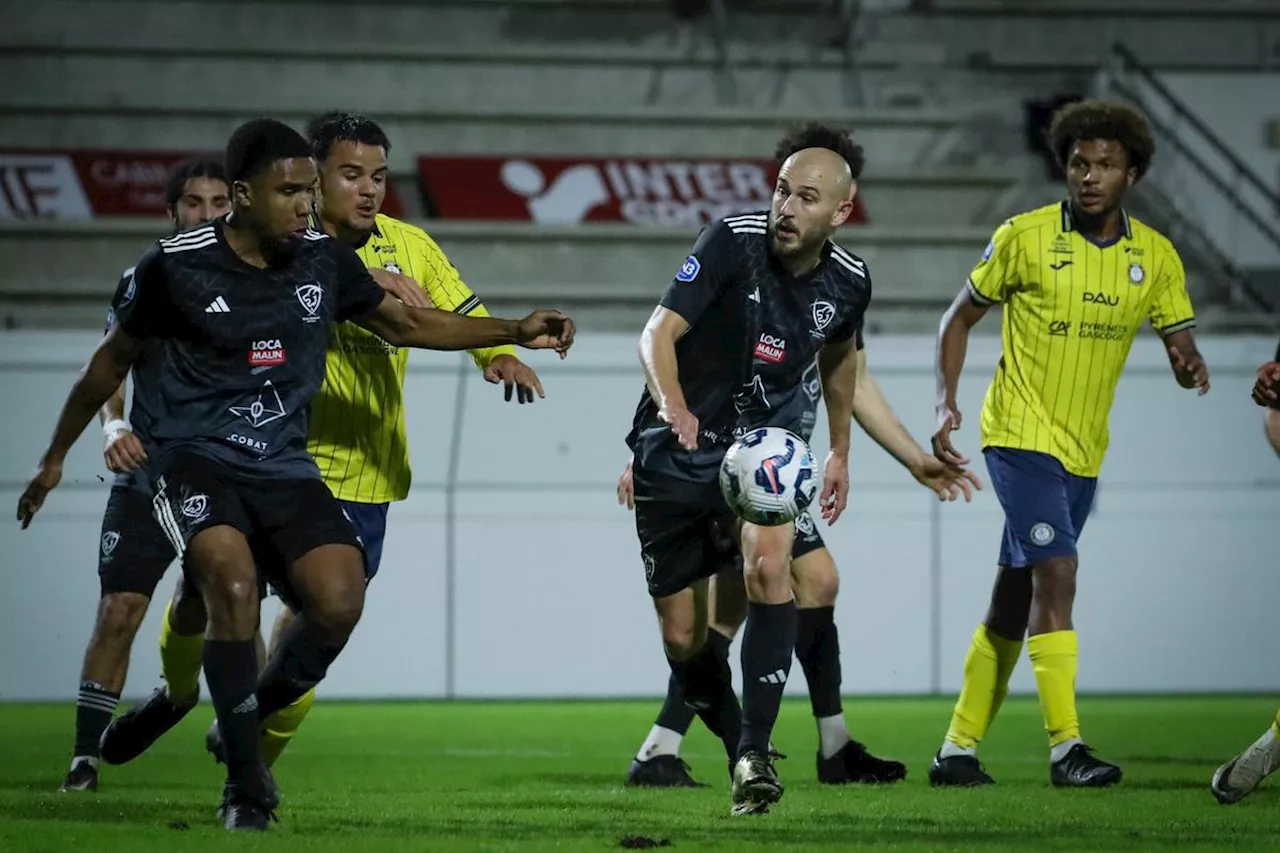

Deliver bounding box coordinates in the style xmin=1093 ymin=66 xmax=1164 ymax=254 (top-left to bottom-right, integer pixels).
xmin=416 ymin=155 xmax=868 ymax=227
xmin=0 ymin=149 xmax=405 ymax=219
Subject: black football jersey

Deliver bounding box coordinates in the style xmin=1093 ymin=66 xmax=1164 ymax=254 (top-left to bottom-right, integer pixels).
xmin=111 ymin=218 xmax=386 ymax=480
xmin=628 ymin=211 xmax=872 ymax=499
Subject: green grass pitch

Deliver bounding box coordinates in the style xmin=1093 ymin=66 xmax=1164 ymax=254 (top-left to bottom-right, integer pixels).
xmin=2 ymin=696 xmax=1279 ymax=851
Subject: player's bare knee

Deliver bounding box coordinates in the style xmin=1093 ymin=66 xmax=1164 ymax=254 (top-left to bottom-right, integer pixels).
xmin=92 ymin=592 xmax=150 ymax=650
xmin=791 ymin=552 xmax=839 ymax=608
xmin=743 ymin=551 xmax=791 ymax=603
xmin=655 ymin=588 xmax=706 ymax=661
xmin=709 ymin=567 xmax=747 ymax=632
xmin=1032 ymin=557 xmax=1077 ymax=601
xmin=985 ymin=566 xmax=1032 ymax=638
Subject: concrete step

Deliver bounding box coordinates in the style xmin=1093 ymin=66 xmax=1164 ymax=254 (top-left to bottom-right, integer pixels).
xmin=0 ymin=105 xmax=980 ymax=171
xmin=0 ymin=217 xmax=992 ymax=318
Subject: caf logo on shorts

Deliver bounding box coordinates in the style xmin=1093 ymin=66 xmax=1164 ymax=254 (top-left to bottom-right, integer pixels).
xmin=182 ymin=494 xmax=209 ymax=520
xmin=794 ymin=511 xmax=815 ymax=536
xmin=101 ymin=531 xmax=120 ymax=557
xmin=1030 ymin=522 xmax=1055 ymax=546
xmin=642 ymin=552 xmax=656 ymax=582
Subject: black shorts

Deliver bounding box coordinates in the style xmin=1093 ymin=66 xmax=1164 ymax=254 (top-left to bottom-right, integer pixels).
xmin=634 ymin=490 xmax=740 ymax=599
xmin=791 ymin=510 xmax=826 ymax=561
xmin=98 ymin=484 xmax=177 ymax=597
xmin=152 ymin=452 xmax=362 ymax=611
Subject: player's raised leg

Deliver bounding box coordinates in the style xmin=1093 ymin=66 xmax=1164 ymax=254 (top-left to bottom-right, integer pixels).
xmin=629 ymin=566 xmax=744 ymax=787
xmin=790 ymin=528 xmax=907 ymax=785
xmin=732 ymin=519 xmax=796 ymax=815
xmin=1212 ymin=708 xmax=1280 ymax=804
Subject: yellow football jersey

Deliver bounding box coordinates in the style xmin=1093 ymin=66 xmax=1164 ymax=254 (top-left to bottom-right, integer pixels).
xmin=307 ymin=214 xmax=516 ymax=503
xmin=968 ymin=201 xmax=1195 ymax=477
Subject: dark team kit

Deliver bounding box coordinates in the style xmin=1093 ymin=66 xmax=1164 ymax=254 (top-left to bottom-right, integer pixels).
xmin=626 ymin=211 xmax=871 ymax=597
xmin=110 ymin=219 xmax=388 ymax=605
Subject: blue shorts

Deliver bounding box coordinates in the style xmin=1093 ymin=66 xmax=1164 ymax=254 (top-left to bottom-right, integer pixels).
xmin=984 ymin=447 xmax=1097 ymax=569
xmin=339 ymin=500 xmax=391 ymax=580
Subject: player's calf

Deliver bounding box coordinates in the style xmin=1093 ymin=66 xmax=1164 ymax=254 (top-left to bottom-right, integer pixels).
xmin=62 ymin=591 xmax=149 ymax=791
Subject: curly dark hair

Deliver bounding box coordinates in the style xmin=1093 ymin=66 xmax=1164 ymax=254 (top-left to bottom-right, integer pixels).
xmin=774 ymin=122 xmax=865 ymax=181
xmin=1048 ymin=99 xmax=1156 ymax=180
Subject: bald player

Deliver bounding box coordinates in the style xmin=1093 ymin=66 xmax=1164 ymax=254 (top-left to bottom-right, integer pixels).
xmin=627 ymin=122 xmax=872 ymax=816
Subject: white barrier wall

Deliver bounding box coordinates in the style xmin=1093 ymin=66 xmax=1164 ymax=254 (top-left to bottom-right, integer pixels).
xmin=0 ymin=330 xmax=1277 ymax=702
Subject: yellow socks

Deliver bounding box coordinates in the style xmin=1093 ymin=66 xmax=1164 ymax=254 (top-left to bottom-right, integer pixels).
xmin=158 ymin=607 xmax=204 ymax=704
xmin=1028 ymin=630 xmax=1081 ymax=761
xmin=260 ymin=688 xmax=316 ymax=768
xmin=942 ymin=625 xmax=1024 ymax=754
xmin=1271 ymin=706 xmax=1280 ymax=738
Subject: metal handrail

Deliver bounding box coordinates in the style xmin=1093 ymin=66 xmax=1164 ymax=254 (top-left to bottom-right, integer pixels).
xmin=1112 ymin=42 xmax=1280 ymax=212
xmin=1111 ymin=80 xmax=1277 ymax=311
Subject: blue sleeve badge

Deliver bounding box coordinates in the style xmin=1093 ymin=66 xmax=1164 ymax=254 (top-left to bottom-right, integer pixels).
xmin=980 ymin=239 xmax=995 ymax=263
xmin=676 ymin=255 xmax=701 ymax=283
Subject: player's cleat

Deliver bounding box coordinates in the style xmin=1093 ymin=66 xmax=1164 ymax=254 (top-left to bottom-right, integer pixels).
xmin=818 ymin=740 xmax=908 ymax=785
xmin=730 ymin=750 xmax=784 ymax=816
xmin=218 ymin=778 xmax=277 ymax=832
xmin=1211 ymin=736 xmax=1280 ymax=805
xmin=626 ymin=755 xmax=707 ymax=788
xmin=99 ymin=686 xmax=197 ymax=765
xmin=59 ymin=760 xmax=98 ymax=792
xmin=206 ymin=720 xmax=281 ymax=807
xmin=1050 ymin=744 xmax=1122 ymax=788
xmin=928 ymin=751 xmax=994 ymax=787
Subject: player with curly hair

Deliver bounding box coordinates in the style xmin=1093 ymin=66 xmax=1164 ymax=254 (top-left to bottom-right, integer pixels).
xmin=926 ymin=99 xmax=1210 ymax=789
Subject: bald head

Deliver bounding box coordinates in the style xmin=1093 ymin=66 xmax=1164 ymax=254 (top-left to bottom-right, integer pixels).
xmin=780 ymin=147 xmax=853 ymax=201
xmin=768 ymin=147 xmax=857 ymax=262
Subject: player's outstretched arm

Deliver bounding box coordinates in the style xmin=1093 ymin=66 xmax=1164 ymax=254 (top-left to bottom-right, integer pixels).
xmin=817 ymin=336 xmax=858 ymax=524
xmin=1160 ymin=328 xmax=1210 ymax=395
xmin=18 ymin=326 xmax=144 ymax=528
xmin=933 ymin=285 xmax=991 ymax=466
xmin=638 ymin=306 xmax=698 ymax=451
xmin=851 ymin=348 xmax=981 ymax=502
xmin=357 ymin=293 xmax=574 ymax=356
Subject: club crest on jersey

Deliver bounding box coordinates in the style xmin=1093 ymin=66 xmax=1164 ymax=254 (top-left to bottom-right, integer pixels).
xmin=754 ymin=332 xmax=786 ymax=364
xmin=676 ymin=255 xmax=701 ymax=283
xmin=811 ymin=300 xmax=835 ymax=338
xmin=295 ymin=283 xmax=323 ymax=322
xmin=384 ymin=263 xmax=402 ymax=275
xmin=248 ymin=339 xmax=286 ymax=367
xmin=101 ymin=531 xmax=120 ymax=557
xmin=1128 ymin=262 xmax=1145 ymax=285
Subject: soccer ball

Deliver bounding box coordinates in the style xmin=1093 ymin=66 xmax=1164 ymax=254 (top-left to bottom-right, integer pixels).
xmin=718 ymin=427 xmax=818 ymax=526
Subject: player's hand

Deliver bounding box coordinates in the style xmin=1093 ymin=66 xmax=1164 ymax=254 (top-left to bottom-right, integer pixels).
xmin=617 ymin=458 xmax=635 ymax=510
xmin=483 ymin=354 xmax=544 ymax=404
xmin=910 ymin=454 xmax=983 ymax=502
xmin=1251 ymin=362 xmax=1280 ymax=406
xmin=1169 ymin=345 xmax=1210 ymax=395
xmin=17 ymin=456 xmax=63 ymax=529
xmin=931 ymin=402 xmax=969 ymax=467
xmin=818 ymin=451 xmax=849 ymax=525
xmin=516 ymin=310 xmax=575 ymax=359
xmin=103 ymin=425 xmax=147 ymax=474
xmin=658 ymin=406 xmax=698 ymax=451
xmin=369 ymin=268 xmax=433 ymax=309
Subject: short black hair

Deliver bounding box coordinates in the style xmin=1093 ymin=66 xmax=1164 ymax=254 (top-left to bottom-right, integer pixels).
xmin=164 ymin=158 xmax=227 ymax=208
xmin=775 ymin=122 xmax=866 ymax=181
xmin=305 ymin=112 xmax=392 ymax=163
xmin=224 ymin=118 xmax=312 ymax=184
xmin=1048 ymin=99 xmax=1156 ymax=181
